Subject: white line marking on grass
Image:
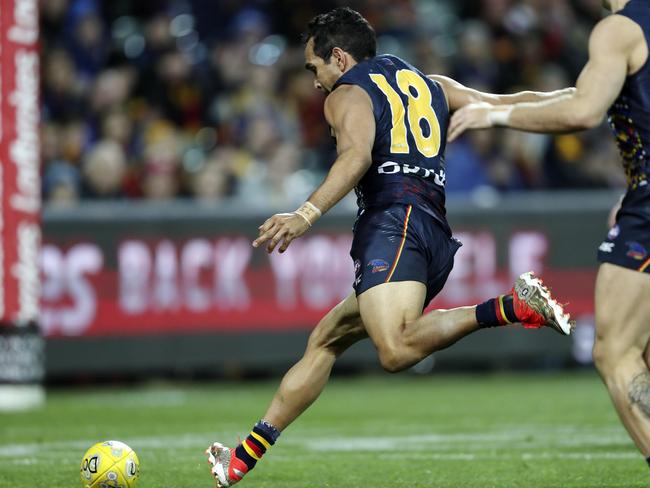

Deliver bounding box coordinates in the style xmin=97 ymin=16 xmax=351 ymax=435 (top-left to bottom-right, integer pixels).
xmin=372 ymin=451 xmax=639 ymax=461
xmin=0 ymin=441 xmax=91 ymax=457
xmin=0 ymin=426 xmax=636 ymax=464
xmin=523 ymin=452 xmax=638 ymax=461
xmin=295 ymin=429 xmax=631 ymax=452
xmin=64 ymin=390 xmax=189 ymax=407
xmin=0 ymin=433 xmax=222 ymax=457
xmin=8 ymin=458 xmax=39 ymax=465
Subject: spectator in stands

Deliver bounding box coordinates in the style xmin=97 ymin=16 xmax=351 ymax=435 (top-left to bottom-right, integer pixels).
xmin=81 ymin=140 xmax=127 ymax=198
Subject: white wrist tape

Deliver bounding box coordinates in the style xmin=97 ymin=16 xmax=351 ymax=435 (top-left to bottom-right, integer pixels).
xmin=294 ymin=201 xmax=322 ymax=227
xmin=488 ymin=106 xmax=513 ymax=126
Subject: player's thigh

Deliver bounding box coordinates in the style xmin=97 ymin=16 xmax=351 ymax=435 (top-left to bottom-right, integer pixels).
xmin=306 ymin=292 xmax=367 ymax=355
xmin=357 ymin=280 xmax=426 ymax=350
xmin=595 ymin=263 xmax=650 ymax=357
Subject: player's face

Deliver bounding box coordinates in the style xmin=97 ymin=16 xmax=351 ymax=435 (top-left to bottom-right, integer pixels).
xmin=304 ymin=38 xmax=343 ymax=93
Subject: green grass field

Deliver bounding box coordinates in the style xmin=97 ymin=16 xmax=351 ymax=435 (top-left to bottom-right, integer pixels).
xmin=1 ymin=371 xmax=647 ymax=487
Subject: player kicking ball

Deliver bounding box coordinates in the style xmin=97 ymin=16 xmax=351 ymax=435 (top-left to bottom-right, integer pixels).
xmin=206 ymin=8 xmax=573 ymax=487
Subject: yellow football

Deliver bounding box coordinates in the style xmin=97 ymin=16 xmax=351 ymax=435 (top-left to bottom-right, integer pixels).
xmin=80 ymin=440 xmax=140 ymax=488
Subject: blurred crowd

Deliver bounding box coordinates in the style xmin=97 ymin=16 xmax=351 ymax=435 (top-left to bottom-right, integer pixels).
xmin=41 ymin=0 xmax=626 ymax=206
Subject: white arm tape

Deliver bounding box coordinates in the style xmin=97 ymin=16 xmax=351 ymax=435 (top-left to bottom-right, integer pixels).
xmin=488 ymin=106 xmax=513 ymax=126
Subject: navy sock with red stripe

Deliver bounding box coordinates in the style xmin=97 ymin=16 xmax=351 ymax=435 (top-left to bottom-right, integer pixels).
xmin=476 ymin=294 xmax=518 ymax=328
xmin=234 ymin=420 xmax=280 ymax=471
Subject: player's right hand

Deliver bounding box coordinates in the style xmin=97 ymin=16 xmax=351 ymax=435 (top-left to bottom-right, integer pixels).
xmin=252 ymin=212 xmax=311 ymax=254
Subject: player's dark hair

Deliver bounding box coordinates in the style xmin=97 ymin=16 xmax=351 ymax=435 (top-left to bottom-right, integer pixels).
xmin=304 ymin=7 xmax=376 ymax=62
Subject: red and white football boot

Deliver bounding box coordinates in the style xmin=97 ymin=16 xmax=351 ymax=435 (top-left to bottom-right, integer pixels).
xmin=206 ymin=442 xmax=249 ymax=487
xmin=512 ymin=271 xmax=573 ymax=335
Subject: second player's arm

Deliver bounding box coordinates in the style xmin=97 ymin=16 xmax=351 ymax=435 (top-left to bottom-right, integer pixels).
xmin=253 ymin=84 xmax=375 ymax=253
xmin=447 ymin=15 xmax=635 ymax=141
xmin=429 ymin=74 xmax=576 ymax=110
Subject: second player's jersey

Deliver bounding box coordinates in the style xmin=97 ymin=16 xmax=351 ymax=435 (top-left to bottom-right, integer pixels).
xmin=331 ymin=54 xmax=450 ymax=232
xmin=607 ymin=0 xmax=650 ymax=193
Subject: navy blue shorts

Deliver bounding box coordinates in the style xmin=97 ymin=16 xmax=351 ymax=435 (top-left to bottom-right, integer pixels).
xmin=350 ymin=204 xmax=461 ymax=307
xmin=597 ymin=190 xmax=650 ymax=273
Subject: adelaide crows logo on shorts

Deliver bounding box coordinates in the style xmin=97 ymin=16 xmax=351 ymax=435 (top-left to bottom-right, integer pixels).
xmin=626 ymin=241 xmax=648 ymax=260
xmin=367 ymin=259 xmax=390 ymax=273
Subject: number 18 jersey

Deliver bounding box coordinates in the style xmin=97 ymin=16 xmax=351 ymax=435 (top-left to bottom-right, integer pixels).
xmin=332 ymin=54 xmax=450 ymax=233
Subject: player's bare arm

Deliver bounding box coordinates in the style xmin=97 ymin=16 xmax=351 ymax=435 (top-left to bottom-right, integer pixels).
xmin=447 ymin=14 xmax=641 ymax=141
xmin=252 ymin=84 xmax=375 ymax=254
xmin=429 ymin=74 xmax=576 ymax=112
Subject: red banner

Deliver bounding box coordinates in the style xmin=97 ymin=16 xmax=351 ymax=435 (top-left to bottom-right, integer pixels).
xmin=0 ymin=0 xmax=41 ymax=326
xmin=41 ymin=232 xmax=597 ymax=337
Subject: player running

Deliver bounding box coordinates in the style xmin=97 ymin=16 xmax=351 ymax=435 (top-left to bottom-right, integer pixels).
xmin=206 ymin=8 xmax=573 ymax=486
xmin=448 ymin=0 xmax=650 ymax=470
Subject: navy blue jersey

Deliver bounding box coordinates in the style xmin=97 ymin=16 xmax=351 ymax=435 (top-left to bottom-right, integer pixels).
xmin=607 ymin=0 xmax=650 ymax=191
xmin=332 ymin=55 xmax=450 ymax=233
xmin=599 ymin=0 xmax=650 ymax=273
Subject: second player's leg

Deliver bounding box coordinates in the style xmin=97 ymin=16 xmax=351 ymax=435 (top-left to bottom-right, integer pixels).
xmin=358 ymin=280 xmax=478 ymax=373
xmin=262 ymin=292 xmax=367 ymax=431
xmin=593 ymin=263 xmax=650 ymax=456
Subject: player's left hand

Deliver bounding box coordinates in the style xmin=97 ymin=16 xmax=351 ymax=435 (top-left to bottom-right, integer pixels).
xmin=252 ymin=212 xmax=311 ymax=253
xmin=447 ymin=102 xmax=494 ymax=142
